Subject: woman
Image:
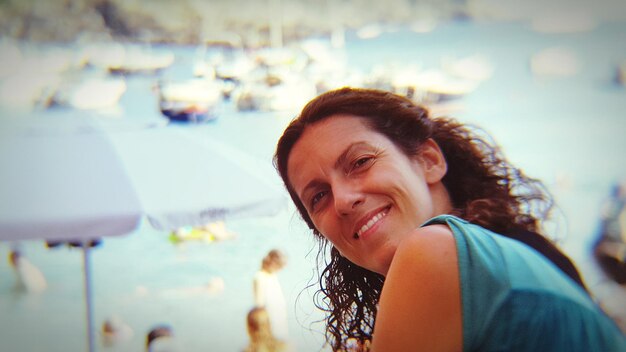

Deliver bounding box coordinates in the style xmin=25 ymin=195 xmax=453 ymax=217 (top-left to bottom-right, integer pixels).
xmin=253 ymin=249 xmax=289 ymax=341
xmin=273 ymin=87 xmax=626 ymax=351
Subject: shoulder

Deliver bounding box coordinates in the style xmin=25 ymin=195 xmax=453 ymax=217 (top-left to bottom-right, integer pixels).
xmin=385 ymin=224 xmax=459 ymax=299
xmin=372 ymin=224 xmax=462 ymax=351
xmin=391 ymin=224 xmax=457 ymax=272
xmin=254 ymin=271 xmax=268 ymax=282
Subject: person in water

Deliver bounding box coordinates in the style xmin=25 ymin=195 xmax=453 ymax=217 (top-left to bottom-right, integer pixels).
xmin=273 ymin=87 xmax=626 ymax=351
xmin=9 ymin=249 xmax=47 ymax=293
xmin=594 ymin=180 xmax=626 ymax=284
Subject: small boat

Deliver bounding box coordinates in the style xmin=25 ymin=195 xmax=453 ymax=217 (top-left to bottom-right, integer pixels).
xmin=108 ymin=46 xmax=175 ymax=75
xmin=530 ymin=47 xmax=580 ymax=77
xmin=0 ymin=43 xmax=80 ymax=111
xmin=157 ymin=78 xmax=223 ymax=123
xmin=232 ymin=70 xmax=317 ymax=112
xmin=393 ymin=68 xmax=478 ymax=104
xmin=51 ymin=76 xmax=127 ymax=111
xmin=160 ymin=101 xmax=214 ymax=123
xmin=441 ymin=54 xmax=494 ymax=82
xmin=0 ymin=70 xmax=61 ymax=110
xmin=409 ymin=18 xmax=437 ymax=33
xmin=356 ymin=23 xmax=384 ymax=39
xmin=530 ymin=12 xmax=596 ymax=34
xmin=81 ymin=42 xmax=175 ymax=75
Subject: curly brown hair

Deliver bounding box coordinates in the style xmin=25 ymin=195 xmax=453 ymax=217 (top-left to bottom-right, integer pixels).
xmin=273 ymin=87 xmax=585 ymax=351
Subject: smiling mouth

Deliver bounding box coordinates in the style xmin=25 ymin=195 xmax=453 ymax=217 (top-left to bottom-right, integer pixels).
xmin=354 ymin=206 xmax=390 ymax=239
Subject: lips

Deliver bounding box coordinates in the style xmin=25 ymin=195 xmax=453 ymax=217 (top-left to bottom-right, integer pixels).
xmin=353 ymin=206 xmax=390 ymax=239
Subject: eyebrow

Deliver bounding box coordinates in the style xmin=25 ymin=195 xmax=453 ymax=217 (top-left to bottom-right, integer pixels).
xmin=298 ymin=141 xmax=372 ymax=201
xmin=335 ymin=141 xmax=371 ymax=169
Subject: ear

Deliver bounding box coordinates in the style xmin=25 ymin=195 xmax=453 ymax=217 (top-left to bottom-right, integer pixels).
xmin=417 ymin=139 xmax=447 ymax=184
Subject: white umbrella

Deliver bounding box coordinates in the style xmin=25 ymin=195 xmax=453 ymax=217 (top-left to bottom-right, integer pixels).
xmin=0 ymin=114 xmax=286 ymax=352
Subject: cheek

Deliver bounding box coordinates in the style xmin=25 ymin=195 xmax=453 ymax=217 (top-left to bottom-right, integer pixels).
xmin=388 ymin=179 xmax=431 ymax=226
xmin=315 ymin=216 xmax=350 ymax=250
xmin=315 ymin=216 xmax=340 ymax=242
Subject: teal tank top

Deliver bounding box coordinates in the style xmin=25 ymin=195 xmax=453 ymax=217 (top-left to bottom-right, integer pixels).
xmin=422 ymin=215 xmax=626 ymax=351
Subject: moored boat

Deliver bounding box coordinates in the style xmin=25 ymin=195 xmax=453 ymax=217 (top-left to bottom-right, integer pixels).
xmin=157 ymin=78 xmax=223 ymax=123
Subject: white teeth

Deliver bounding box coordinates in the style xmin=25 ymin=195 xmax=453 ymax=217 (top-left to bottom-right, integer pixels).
xmin=356 ymin=210 xmax=387 ymax=237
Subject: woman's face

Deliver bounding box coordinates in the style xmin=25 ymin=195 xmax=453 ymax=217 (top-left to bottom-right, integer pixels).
xmin=287 ymin=114 xmax=449 ymax=275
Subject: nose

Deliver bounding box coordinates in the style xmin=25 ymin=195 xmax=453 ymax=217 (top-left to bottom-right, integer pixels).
xmin=333 ymin=181 xmax=364 ymax=216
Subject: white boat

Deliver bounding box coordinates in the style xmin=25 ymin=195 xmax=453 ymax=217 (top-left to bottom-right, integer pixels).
xmin=0 ymin=42 xmax=82 ymax=111
xmin=67 ymin=78 xmax=127 ymax=110
xmin=213 ymin=51 xmax=257 ymax=82
xmin=411 ymin=69 xmax=479 ymax=103
xmin=46 ymin=72 xmax=127 ymax=111
xmin=441 ymin=54 xmax=495 ymax=82
xmin=0 ymin=71 xmax=61 ymax=110
xmin=530 ymin=11 xmax=596 ymax=34
xmin=531 ymin=46 xmax=580 ymax=77
xmin=158 ymin=78 xmax=224 ymax=123
xmin=409 ymin=18 xmax=437 ymax=33
xmin=356 ymin=23 xmax=384 ymax=39
xmin=232 ymin=71 xmax=317 ymax=112
xmin=368 ymin=62 xmax=477 ymax=104
xmin=81 ymin=42 xmax=175 ymax=75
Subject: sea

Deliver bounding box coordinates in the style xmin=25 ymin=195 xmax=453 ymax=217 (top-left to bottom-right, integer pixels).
xmin=1 ymin=18 xmax=625 ymax=352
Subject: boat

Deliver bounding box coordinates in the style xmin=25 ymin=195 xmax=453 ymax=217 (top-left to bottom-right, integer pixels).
xmin=157 ymin=78 xmax=223 ymax=123
xmin=232 ymin=69 xmax=317 ymax=112
xmin=356 ymin=23 xmax=384 ymax=39
xmin=530 ymin=11 xmax=596 ymax=34
xmin=0 ymin=42 xmax=80 ymax=111
xmin=48 ymin=75 xmax=127 ymax=111
xmin=392 ymin=68 xmax=478 ymax=104
xmin=107 ymin=47 xmax=175 ymax=75
xmin=160 ymin=102 xmax=214 ymax=123
xmin=0 ymin=70 xmax=61 ymax=111
xmin=530 ymin=47 xmax=580 ymax=77
xmin=81 ymin=42 xmax=175 ymax=75
xmin=441 ymin=54 xmax=494 ymax=82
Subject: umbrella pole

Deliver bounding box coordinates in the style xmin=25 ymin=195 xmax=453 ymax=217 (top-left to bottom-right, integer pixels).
xmin=83 ymin=243 xmax=95 ymax=352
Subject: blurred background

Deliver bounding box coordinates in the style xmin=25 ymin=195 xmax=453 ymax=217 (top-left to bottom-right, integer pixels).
xmin=1 ymin=0 xmax=625 ymax=351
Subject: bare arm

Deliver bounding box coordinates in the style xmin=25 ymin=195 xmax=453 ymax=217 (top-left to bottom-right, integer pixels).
xmin=253 ymin=273 xmax=264 ymax=306
xmin=371 ymin=224 xmax=462 ymax=351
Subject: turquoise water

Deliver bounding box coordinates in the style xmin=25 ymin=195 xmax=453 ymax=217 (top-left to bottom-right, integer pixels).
xmin=1 ymin=20 xmax=626 ymax=351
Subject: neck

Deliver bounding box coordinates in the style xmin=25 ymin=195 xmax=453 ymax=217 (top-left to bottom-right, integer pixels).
xmin=430 ymin=181 xmax=453 ymax=216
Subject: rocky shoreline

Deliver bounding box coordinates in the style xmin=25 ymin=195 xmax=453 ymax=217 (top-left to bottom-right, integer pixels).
xmin=0 ymin=0 xmax=474 ymax=46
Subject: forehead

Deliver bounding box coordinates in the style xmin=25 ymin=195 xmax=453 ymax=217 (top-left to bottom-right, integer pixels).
xmin=301 ymin=114 xmax=375 ymax=145
xmin=286 ymin=115 xmax=382 ymax=187
xmin=291 ymin=113 xmax=378 ymax=157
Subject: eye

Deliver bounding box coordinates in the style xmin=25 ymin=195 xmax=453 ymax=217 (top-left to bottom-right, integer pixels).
xmin=310 ymin=190 xmax=328 ymax=209
xmin=352 ymin=156 xmax=373 ymax=171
